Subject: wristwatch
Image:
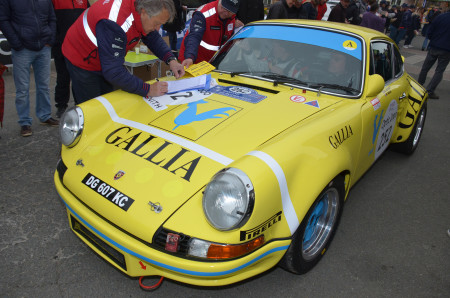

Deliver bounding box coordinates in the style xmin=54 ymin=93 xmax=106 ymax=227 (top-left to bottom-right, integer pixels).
xmin=166 ymin=56 xmax=177 ymax=65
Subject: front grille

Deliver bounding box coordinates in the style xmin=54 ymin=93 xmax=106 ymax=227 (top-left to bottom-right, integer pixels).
xmin=153 ymin=227 xmax=191 ymax=255
xmin=70 ymin=215 xmax=127 ymax=270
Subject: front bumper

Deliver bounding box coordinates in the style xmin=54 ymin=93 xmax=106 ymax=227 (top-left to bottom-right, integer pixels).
xmin=54 ymin=171 xmax=291 ymax=286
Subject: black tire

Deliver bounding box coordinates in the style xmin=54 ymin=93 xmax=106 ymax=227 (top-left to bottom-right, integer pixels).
xmin=279 ymin=176 xmax=345 ymax=274
xmin=392 ymin=102 xmax=427 ymax=155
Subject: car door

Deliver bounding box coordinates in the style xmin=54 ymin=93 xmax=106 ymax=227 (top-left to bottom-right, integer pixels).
xmin=354 ymin=40 xmax=406 ymax=181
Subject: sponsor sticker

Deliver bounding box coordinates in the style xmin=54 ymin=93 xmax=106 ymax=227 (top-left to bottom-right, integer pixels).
xmin=227 ymin=23 xmax=233 ymax=31
xmin=343 ymin=40 xmax=358 ymax=51
xmin=290 ymin=95 xmax=306 ymax=103
xmin=209 ymin=85 xmax=267 ymax=103
xmin=371 ymin=97 xmax=381 ymax=111
xmin=304 ymin=100 xmax=320 ymax=108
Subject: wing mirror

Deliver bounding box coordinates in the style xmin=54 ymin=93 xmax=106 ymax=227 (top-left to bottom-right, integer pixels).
xmin=366 ymin=74 xmax=385 ymax=97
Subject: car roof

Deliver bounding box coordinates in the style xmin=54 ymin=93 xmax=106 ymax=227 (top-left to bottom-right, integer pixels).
xmin=248 ymin=19 xmax=390 ymax=44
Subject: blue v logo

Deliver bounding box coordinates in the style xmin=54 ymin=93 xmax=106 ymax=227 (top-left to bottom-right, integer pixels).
xmin=173 ymin=99 xmax=236 ymax=130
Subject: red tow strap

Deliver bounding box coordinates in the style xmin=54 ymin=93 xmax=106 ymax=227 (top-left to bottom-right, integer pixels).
xmin=139 ymin=276 xmax=164 ymax=291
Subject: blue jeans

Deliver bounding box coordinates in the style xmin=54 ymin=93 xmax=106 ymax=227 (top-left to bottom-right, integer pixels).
xmin=395 ymin=28 xmax=407 ymax=45
xmin=389 ymin=25 xmax=399 ymax=43
xmin=11 ymin=47 xmax=52 ymax=126
xmin=418 ymin=47 xmax=450 ymax=93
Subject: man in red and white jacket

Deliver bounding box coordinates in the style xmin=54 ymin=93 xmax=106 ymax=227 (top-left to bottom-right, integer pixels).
xmin=62 ymin=0 xmax=185 ymax=104
xmin=179 ymin=0 xmax=239 ymax=68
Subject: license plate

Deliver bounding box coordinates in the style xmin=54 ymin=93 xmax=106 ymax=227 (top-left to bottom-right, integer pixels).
xmin=82 ymin=173 xmax=134 ymax=211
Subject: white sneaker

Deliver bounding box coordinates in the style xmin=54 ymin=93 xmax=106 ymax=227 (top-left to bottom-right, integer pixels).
xmin=403 ymin=45 xmax=409 ymax=48
xmin=408 ymin=45 xmax=414 ymax=48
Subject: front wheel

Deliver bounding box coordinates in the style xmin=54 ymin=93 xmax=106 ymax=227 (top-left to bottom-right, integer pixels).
xmin=279 ymin=176 xmax=345 ymax=274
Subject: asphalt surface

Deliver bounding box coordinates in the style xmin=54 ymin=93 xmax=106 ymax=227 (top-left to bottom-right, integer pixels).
xmin=1 ymin=35 xmax=449 ymax=297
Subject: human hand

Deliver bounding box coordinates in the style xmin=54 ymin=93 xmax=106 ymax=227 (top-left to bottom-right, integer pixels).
xmin=235 ymin=19 xmax=244 ymax=28
xmin=181 ymin=58 xmax=194 ymax=69
xmin=147 ymin=81 xmax=168 ymax=97
xmin=169 ymin=59 xmax=185 ymax=79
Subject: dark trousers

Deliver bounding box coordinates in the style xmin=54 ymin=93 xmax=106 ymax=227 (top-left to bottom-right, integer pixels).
xmin=52 ymin=45 xmax=71 ymax=109
xmin=404 ymin=29 xmax=415 ymax=46
xmin=65 ymin=58 xmax=114 ymax=104
xmin=418 ymin=47 xmax=450 ymax=93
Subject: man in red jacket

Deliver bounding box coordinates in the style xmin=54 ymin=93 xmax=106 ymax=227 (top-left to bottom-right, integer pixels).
xmin=63 ymin=0 xmax=185 ymax=104
xmin=179 ymin=0 xmax=239 ymax=69
xmin=52 ymin=0 xmax=89 ymax=118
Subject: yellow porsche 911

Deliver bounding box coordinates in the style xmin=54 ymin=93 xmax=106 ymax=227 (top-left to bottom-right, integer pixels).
xmin=54 ymin=20 xmax=427 ymax=287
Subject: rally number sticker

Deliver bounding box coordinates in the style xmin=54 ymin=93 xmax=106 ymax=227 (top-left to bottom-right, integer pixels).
xmin=82 ymin=173 xmax=134 ymax=211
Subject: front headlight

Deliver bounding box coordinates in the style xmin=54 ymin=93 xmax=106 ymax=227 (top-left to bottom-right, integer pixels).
xmin=202 ymin=168 xmax=254 ymax=231
xmin=60 ymin=106 xmax=84 ymax=147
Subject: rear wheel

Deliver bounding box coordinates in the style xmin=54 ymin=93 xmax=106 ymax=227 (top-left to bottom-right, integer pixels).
xmin=392 ymin=102 xmax=427 ymax=155
xmin=279 ymin=176 xmax=345 ymax=274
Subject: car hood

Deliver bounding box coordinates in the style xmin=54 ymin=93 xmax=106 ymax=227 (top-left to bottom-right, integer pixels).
xmin=67 ymin=75 xmax=341 ymax=241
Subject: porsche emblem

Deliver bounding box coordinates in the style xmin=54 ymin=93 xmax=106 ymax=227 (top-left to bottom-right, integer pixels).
xmin=114 ymin=170 xmax=125 ymax=180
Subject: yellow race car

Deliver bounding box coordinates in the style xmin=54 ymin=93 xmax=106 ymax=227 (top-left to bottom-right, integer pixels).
xmin=55 ymin=20 xmax=427 ymax=287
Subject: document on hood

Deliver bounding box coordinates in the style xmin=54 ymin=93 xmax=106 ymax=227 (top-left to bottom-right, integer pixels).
xmin=166 ymin=74 xmax=212 ymax=94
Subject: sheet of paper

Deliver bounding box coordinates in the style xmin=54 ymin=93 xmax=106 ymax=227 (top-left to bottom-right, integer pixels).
xmin=167 ymin=74 xmax=210 ymax=93
xmin=143 ymin=78 xmax=218 ymax=111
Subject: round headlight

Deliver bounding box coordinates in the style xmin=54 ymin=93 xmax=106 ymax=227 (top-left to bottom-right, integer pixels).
xmin=202 ymin=168 xmax=254 ymax=231
xmin=60 ymin=106 xmax=84 ymax=147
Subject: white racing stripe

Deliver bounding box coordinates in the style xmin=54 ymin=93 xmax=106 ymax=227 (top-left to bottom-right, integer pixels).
xmin=95 ymin=96 xmax=234 ymax=166
xmin=247 ymin=151 xmax=299 ymax=235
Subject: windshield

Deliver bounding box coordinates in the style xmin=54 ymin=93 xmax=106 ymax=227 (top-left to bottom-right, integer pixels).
xmin=211 ymin=25 xmax=364 ymax=95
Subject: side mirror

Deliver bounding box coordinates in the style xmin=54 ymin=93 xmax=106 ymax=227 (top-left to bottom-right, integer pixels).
xmin=366 ymin=74 xmax=385 ymax=97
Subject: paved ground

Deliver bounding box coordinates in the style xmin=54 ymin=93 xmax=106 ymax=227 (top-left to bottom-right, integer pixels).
xmin=1 ymin=35 xmax=449 ymax=297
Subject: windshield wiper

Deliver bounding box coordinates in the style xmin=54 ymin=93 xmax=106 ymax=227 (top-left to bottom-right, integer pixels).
xmin=310 ymin=83 xmax=359 ymax=95
xmin=229 ymin=71 xmax=251 ymax=77
xmin=261 ymin=73 xmax=309 ymax=87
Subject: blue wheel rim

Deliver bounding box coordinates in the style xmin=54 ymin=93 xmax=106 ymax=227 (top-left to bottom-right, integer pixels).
xmin=302 ymin=188 xmax=339 ymax=260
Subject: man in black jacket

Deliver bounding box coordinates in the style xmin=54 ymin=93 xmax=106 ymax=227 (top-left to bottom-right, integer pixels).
xmin=418 ymin=11 xmax=450 ymax=100
xmin=163 ymin=0 xmax=186 ymax=56
xmin=236 ymin=0 xmax=265 ymax=27
xmin=0 ymin=0 xmax=59 ymax=137
xmin=52 ymin=0 xmax=90 ymax=118
xmin=328 ymin=0 xmax=350 ymax=23
xmin=267 ymin=0 xmax=295 ymax=19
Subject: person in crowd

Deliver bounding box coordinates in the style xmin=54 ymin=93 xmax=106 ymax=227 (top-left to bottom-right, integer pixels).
xmin=418 ymin=10 xmax=450 ymax=100
xmin=0 ymin=0 xmax=59 ymax=137
xmin=389 ymin=3 xmax=407 ymax=46
xmin=395 ymin=4 xmax=414 ymax=46
xmin=52 ymin=0 xmax=90 ymax=118
xmin=346 ymin=0 xmax=362 ymax=25
xmin=62 ymin=0 xmax=185 ymax=104
xmin=360 ymin=3 xmax=385 ymax=32
xmin=316 ymin=0 xmax=328 ymax=20
xmin=235 ymin=0 xmax=265 ymax=28
xmin=266 ymin=0 xmax=295 ymax=19
xmin=179 ymin=0 xmax=239 ymax=68
xmin=163 ymin=0 xmax=187 ymax=56
xmin=327 ymin=0 xmax=351 ymax=23
xmin=422 ymin=7 xmax=441 ymax=51
xmin=403 ymin=7 xmax=421 ymax=49
xmin=385 ymin=4 xmax=397 ymax=33
xmin=298 ymin=0 xmax=321 ymax=20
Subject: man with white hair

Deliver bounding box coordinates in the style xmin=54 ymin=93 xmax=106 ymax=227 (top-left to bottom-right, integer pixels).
xmin=63 ymin=0 xmax=185 ymax=104
xmin=179 ymin=0 xmax=240 ymax=68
